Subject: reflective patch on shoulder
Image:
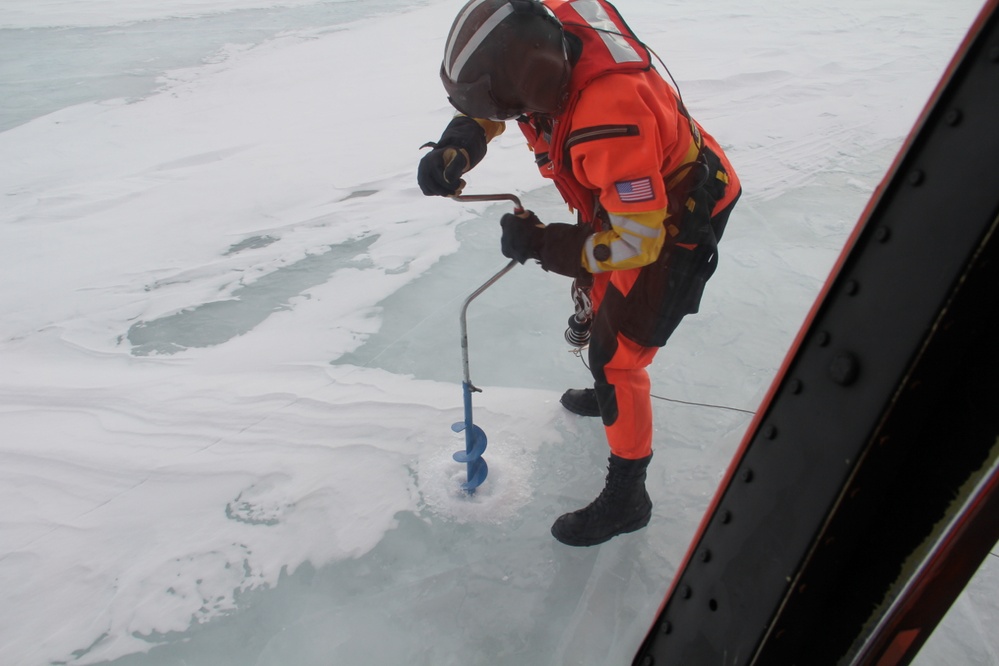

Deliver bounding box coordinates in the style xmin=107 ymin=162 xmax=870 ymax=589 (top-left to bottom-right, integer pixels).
xmin=615 ymin=177 xmax=655 ymax=203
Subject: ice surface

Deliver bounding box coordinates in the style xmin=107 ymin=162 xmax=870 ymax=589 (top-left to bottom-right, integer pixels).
xmin=0 ymin=0 xmax=994 ymax=665
xmin=0 ymin=0 xmax=427 ymax=133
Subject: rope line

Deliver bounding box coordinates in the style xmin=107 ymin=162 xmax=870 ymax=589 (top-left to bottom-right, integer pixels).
xmin=651 ymin=392 xmax=756 ymax=416
xmin=573 ymin=346 xmax=755 ymax=416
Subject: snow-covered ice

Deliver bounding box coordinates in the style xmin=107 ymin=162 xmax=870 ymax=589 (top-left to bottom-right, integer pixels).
xmin=0 ymin=0 xmax=994 ymax=664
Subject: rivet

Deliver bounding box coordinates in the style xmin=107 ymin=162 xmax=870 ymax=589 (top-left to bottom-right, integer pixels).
xmin=680 ymin=584 xmax=692 ymax=599
xmin=944 ymin=108 xmax=963 ymax=126
xmin=720 ymin=509 xmax=733 ymax=524
xmin=638 ymin=655 xmax=654 ymax=666
xmin=699 ymin=548 xmax=712 ymax=563
xmin=817 ymin=330 xmax=831 ymax=347
xmin=829 ymin=351 xmax=861 ymax=386
xmin=845 ymin=280 xmax=860 ymax=296
xmin=741 ymin=468 xmax=754 ymax=483
xmin=661 ymin=621 xmax=672 ymax=636
xmin=908 ymin=169 xmax=925 ymax=186
xmin=875 ymin=227 xmax=891 ymax=243
xmin=708 ymin=599 xmax=719 ymax=612
xmin=789 ymin=378 xmax=803 ymax=395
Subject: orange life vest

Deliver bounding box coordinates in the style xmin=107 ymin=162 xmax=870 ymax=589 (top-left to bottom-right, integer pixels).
xmin=519 ymin=0 xmax=695 ymax=223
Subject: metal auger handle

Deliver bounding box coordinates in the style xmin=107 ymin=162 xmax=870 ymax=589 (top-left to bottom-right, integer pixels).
xmin=450 ymin=192 xmax=523 ymax=390
xmin=452 ymin=192 xmax=523 ymax=212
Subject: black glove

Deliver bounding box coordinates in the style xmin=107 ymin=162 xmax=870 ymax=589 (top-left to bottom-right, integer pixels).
xmin=417 ymin=116 xmax=488 ymax=197
xmin=500 ymin=211 xmax=546 ymax=264
xmin=418 ymin=145 xmax=468 ymax=196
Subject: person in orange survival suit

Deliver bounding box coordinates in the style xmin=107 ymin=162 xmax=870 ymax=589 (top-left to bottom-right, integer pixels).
xmin=418 ymin=0 xmax=741 ymax=546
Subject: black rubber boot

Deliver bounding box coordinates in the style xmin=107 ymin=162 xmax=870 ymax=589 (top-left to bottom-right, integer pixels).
xmin=559 ymin=388 xmax=601 ymax=417
xmin=551 ymin=454 xmax=653 ymax=547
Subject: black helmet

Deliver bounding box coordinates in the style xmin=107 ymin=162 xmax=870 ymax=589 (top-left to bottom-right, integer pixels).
xmin=441 ymin=0 xmax=570 ymax=120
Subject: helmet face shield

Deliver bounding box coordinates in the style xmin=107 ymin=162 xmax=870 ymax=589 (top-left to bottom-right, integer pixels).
xmin=441 ymin=0 xmax=569 ymax=120
xmin=441 ymin=67 xmax=524 ymax=121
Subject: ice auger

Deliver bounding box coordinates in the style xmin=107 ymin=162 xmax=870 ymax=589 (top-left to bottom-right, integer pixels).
xmin=449 ymin=193 xmax=523 ymax=494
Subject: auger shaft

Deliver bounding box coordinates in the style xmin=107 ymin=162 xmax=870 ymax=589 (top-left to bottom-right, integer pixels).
xmin=448 ymin=193 xmax=522 ymax=494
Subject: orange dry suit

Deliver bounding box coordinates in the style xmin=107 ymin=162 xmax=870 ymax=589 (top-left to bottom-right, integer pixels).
xmin=483 ymin=0 xmax=742 ymax=460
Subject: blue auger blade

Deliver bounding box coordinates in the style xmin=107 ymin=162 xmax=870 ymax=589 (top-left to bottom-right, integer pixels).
xmin=451 ymin=421 xmax=488 ymax=493
xmin=451 ymin=422 xmax=487 ymax=461
xmin=460 ymin=457 xmax=488 ymax=492
xmin=449 ymin=380 xmax=489 ymax=492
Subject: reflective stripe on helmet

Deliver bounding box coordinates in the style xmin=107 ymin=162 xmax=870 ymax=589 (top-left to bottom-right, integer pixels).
xmin=445 ymin=1 xmax=515 ymax=81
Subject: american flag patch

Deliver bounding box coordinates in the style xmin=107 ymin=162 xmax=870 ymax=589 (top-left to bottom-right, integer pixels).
xmin=614 ymin=177 xmax=655 ymax=203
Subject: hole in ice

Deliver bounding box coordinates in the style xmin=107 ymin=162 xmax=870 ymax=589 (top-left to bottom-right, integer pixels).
xmin=417 ymin=434 xmax=535 ymax=524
